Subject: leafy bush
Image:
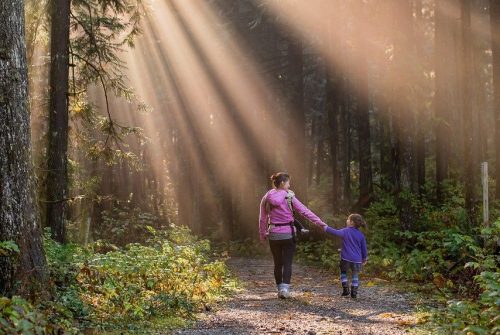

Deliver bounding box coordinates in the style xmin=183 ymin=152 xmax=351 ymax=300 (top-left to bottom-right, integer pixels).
xmin=362 ymin=190 xmax=500 ymax=335
xmin=42 ymin=224 xmax=236 ymax=333
xmin=96 ymin=205 xmax=158 ymax=245
xmin=0 ymin=224 xmax=236 ymax=334
xmin=81 ymin=228 xmax=230 ymax=323
xmin=0 ymin=296 xmax=51 ymax=334
xmin=0 ymin=240 xmax=20 ymax=256
xmin=298 ymin=187 xmax=499 ymax=334
xmin=426 ymin=221 xmax=500 ymax=335
xmin=0 ymin=240 xmax=54 ymax=334
xmin=432 ymin=251 xmax=499 ymax=334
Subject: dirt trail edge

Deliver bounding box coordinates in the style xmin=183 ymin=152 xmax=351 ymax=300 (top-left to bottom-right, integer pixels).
xmin=173 ymin=257 xmax=419 ymax=335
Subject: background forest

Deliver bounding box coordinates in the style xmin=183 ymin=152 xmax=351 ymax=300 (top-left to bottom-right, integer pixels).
xmin=0 ymin=0 xmax=499 ymax=334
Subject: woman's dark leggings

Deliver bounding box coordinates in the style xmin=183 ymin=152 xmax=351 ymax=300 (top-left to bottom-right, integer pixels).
xmin=269 ymin=238 xmax=296 ymax=284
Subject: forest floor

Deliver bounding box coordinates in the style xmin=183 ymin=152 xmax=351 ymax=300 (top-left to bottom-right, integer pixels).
xmin=172 ymin=257 xmax=427 ymax=335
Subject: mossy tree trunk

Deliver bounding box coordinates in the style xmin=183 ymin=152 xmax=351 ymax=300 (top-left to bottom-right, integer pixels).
xmin=0 ymin=0 xmax=47 ymax=297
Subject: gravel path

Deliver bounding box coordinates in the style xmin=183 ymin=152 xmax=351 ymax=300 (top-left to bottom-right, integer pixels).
xmin=174 ymin=257 xmax=419 ymax=335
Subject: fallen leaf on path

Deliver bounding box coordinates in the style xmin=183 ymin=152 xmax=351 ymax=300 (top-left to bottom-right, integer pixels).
xmin=396 ymin=319 xmax=415 ymax=326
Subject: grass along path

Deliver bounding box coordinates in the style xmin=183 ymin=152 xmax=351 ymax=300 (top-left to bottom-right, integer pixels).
xmin=173 ymin=257 xmax=421 ymax=335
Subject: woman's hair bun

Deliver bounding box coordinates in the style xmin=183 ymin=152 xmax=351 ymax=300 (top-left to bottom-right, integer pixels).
xmin=270 ymin=172 xmax=290 ymax=188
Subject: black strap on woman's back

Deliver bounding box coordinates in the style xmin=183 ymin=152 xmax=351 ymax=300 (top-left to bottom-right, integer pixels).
xmin=271 ymin=222 xmax=296 ymax=242
xmin=266 ymin=192 xmax=297 ymax=242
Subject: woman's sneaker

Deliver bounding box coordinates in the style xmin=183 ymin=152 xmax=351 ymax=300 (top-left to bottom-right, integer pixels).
xmin=278 ymin=283 xmax=291 ymax=299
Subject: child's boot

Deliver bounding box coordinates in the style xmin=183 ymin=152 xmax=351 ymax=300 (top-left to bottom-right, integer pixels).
xmin=350 ymin=286 xmax=358 ymax=299
xmin=341 ymin=283 xmax=350 ymax=297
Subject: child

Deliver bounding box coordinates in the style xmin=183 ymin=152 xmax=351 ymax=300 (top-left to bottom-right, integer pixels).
xmin=324 ymin=214 xmax=368 ymax=299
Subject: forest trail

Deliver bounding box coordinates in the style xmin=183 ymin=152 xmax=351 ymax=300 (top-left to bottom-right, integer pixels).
xmin=173 ymin=257 xmax=420 ymax=335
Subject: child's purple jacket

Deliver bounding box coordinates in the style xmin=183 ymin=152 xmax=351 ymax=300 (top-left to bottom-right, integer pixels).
xmin=324 ymin=226 xmax=368 ymax=263
xmin=259 ymin=189 xmax=327 ymax=240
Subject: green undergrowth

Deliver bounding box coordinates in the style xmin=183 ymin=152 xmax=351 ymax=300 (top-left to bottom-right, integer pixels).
xmin=1 ymin=225 xmax=238 ymax=334
xmin=295 ymin=190 xmax=500 ymax=335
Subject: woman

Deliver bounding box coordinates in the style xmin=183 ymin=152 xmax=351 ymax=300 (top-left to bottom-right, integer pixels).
xmin=259 ymin=172 xmax=327 ymax=298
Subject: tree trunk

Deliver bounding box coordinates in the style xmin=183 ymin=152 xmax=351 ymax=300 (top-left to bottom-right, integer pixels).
xmin=315 ymin=117 xmax=324 ymax=186
xmin=471 ymin=3 xmax=487 ymax=164
xmin=341 ymin=88 xmax=352 ymax=208
xmin=392 ymin=0 xmax=417 ymax=231
xmin=326 ymin=72 xmax=340 ymax=211
xmin=434 ymin=0 xmax=452 ymax=203
xmin=414 ymin=0 xmax=426 ymax=195
xmin=308 ymin=116 xmax=317 ymax=186
xmin=325 ymin=9 xmax=341 ymax=212
xmin=356 ymin=92 xmax=373 ymax=209
xmin=355 ymin=83 xmax=373 ymax=209
xmin=350 ymin=0 xmax=373 ymax=210
xmin=460 ymin=0 xmax=478 ymax=228
xmin=491 ymin=0 xmax=500 ymax=199
xmin=0 ymin=0 xmax=47 ymax=296
xmin=287 ymin=38 xmax=307 ymax=201
xmin=46 ymin=0 xmax=70 ymax=243
xmin=379 ymin=111 xmax=393 ymax=190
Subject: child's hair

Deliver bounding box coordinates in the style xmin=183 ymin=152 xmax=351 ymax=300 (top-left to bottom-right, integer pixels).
xmin=270 ymin=172 xmax=290 ymax=188
xmin=348 ymin=213 xmax=367 ymax=228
